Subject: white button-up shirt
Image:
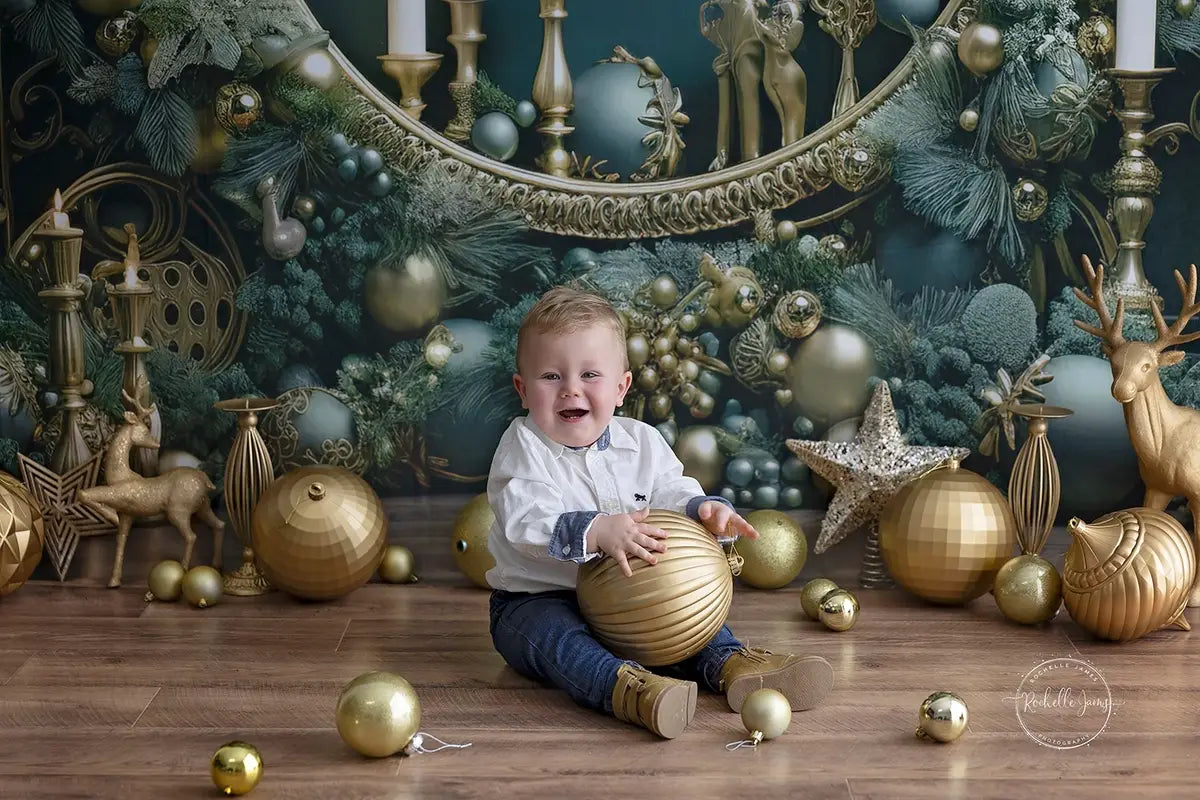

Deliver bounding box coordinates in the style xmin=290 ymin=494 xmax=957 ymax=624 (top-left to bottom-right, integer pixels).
xmin=485 ymin=415 xmax=714 ymax=593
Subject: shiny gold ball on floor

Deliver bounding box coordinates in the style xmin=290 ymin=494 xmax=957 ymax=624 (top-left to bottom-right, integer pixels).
xmin=378 ymin=545 xmax=417 ymax=584
xmin=958 ymin=108 xmax=979 ymax=132
xmin=741 ymin=688 xmax=792 ymax=741
xmin=452 ymin=493 xmax=496 ymax=589
xmin=210 ymin=740 xmax=263 ymax=795
xmin=147 ymin=559 xmax=186 ymax=602
xmin=775 ymin=220 xmax=798 ymax=243
xmin=800 ymin=577 xmax=839 ymax=620
xmin=181 ymin=565 xmax=223 ymax=608
xmin=818 ymin=588 xmax=859 ymax=631
xmin=958 ymin=22 xmax=1005 ymax=76
xmin=993 ymin=554 xmax=1061 ymax=625
xmin=335 ymin=671 xmax=421 ymax=758
xmin=649 ymin=274 xmax=679 ymax=308
xmin=736 ymin=510 xmax=807 ymax=589
xmin=916 ymin=691 xmax=969 ymax=743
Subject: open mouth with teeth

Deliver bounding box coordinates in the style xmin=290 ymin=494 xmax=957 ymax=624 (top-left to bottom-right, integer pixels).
xmin=558 ymin=408 xmax=589 ymax=422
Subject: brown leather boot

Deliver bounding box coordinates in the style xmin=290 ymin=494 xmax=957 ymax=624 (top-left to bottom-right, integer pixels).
xmin=719 ymin=647 xmax=834 ymax=713
xmin=611 ymin=664 xmax=697 ymax=739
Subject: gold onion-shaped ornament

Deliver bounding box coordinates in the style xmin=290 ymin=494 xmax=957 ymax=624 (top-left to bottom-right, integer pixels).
xmin=1063 ymin=509 xmax=1196 ymax=642
xmin=577 ymin=510 xmax=734 ymax=666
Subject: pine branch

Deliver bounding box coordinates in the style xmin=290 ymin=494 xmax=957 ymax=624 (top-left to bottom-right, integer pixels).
xmin=212 ymin=124 xmax=307 ymax=216
xmin=133 ymin=87 xmax=198 ymax=176
xmin=68 ymin=63 xmax=119 ymax=105
xmin=112 ymin=54 xmax=148 ymax=116
xmin=12 ymin=0 xmax=90 ymax=78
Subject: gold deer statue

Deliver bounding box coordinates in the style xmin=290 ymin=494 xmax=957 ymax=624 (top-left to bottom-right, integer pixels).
xmin=1074 ymin=255 xmax=1200 ymax=606
xmin=77 ymin=386 xmax=225 ymax=588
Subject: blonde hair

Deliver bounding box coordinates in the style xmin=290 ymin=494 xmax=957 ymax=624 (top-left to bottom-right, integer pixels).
xmin=516 ymin=286 xmax=627 ymax=372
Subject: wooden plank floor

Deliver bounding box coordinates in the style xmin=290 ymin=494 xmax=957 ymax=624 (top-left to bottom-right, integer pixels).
xmin=1 ymin=495 xmax=1196 ymax=799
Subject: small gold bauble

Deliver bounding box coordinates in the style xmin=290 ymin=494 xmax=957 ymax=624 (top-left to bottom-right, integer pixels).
xmin=139 ymin=33 xmax=158 ymax=62
xmin=817 ymin=234 xmax=849 ymax=263
xmin=958 ymin=108 xmax=980 ymax=132
xmin=147 ymin=559 xmax=186 ymax=602
xmin=679 ymin=358 xmax=700 ymax=382
xmin=765 ymin=350 xmax=791 ymax=377
xmin=378 ymin=545 xmax=417 ymax=584
xmin=916 ymin=691 xmax=969 ymax=743
xmin=678 ymin=312 xmax=699 ymax=332
xmin=775 ymin=220 xmax=798 ymax=243
xmin=627 ymin=334 xmax=651 ymax=369
xmin=690 ymin=392 xmax=715 ymax=418
xmin=649 ymin=274 xmax=679 ymax=308
xmin=95 ymin=14 xmax=138 ymax=57
xmin=210 ymin=740 xmax=263 ymax=796
xmin=673 ymin=425 xmax=724 ymax=493
xmin=364 ymin=253 xmax=447 ymax=336
xmin=181 ymin=565 xmax=223 ymax=608
xmin=958 ymin=22 xmax=1005 ymax=76
xmin=292 ymin=194 xmax=317 ymax=222
xmin=1178 ymin=0 xmax=1196 ymax=19
xmin=1076 ymin=15 xmax=1116 ymax=61
xmin=740 ymin=688 xmax=792 ymax=741
xmin=21 ymin=241 xmax=44 ymax=263
xmin=675 ymin=337 xmax=693 ymax=358
xmin=993 ymin=554 xmax=1061 ymax=625
xmin=772 ymin=290 xmax=822 ymax=339
xmin=649 ymin=392 xmax=673 ymax=419
xmin=452 ymin=493 xmax=496 ymax=589
xmin=636 ymin=366 xmax=661 ymax=392
xmin=76 ymin=0 xmax=141 ymax=14
xmin=424 ymin=341 xmax=453 ymax=369
xmin=800 ymin=577 xmax=839 ymax=620
xmin=658 ymin=352 xmax=679 ymax=376
xmin=819 ymin=588 xmax=859 ymax=631
xmin=736 ymin=510 xmax=807 ymax=589
xmin=335 ymin=671 xmax=421 ymax=758
xmin=653 ymin=336 xmax=673 ymax=356
xmin=1012 ymin=178 xmax=1049 ymax=222
xmin=214 ymin=82 xmax=262 ymax=133
xmin=774 ymin=388 xmax=793 ymax=407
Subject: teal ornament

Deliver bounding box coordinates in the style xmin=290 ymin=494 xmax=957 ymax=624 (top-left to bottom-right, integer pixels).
xmin=753 ymin=485 xmax=779 ymax=509
xmin=737 ymin=489 xmax=754 ymax=506
xmin=276 ymin=363 xmax=324 ymax=394
xmin=725 ymin=457 xmax=755 ymax=488
xmin=722 ymin=414 xmax=758 ymax=438
xmin=337 ymin=156 xmax=358 ymax=181
xmin=755 ymin=459 xmax=780 ymax=483
xmin=697 ymin=369 xmax=722 ymax=396
xmin=515 ymin=100 xmax=537 ymax=128
xmin=330 ymin=207 xmax=346 ymax=226
xmin=563 ymin=247 xmax=599 ymax=272
xmin=1026 ymin=46 xmax=1090 ymax=158
xmin=568 ymin=60 xmax=659 ymax=179
xmin=329 ymin=132 xmax=353 ymax=157
xmin=655 ymin=419 xmax=677 ymax=447
xmin=720 ymin=486 xmax=738 ymax=504
xmin=876 ymin=0 xmax=941 ymax=33
xmin=367 ymin=171 xmax=392 ymax=197
xmin=781 ymin=456 xmax=808 ymax=484
xmin=697 ymin=333 xmax=720 ymax=357
xmin=780 ymin=486 xmax=803 ymax=508
xmin=358 ymin=148 xmax=384 ymax=176
xmin=792 ymin=416 xmax=815 ymax=437
xmin=961 ymin=284 xmax=1038 ymax=372
xmin=259 ymin=386 xmax=367 ymax=475
xmin=471 ymin=111 xmax=520 ymax=161
xmin=875 ymin=208 xmax=987 ymax=294
xmin=310 ymin=216 xmax=326 ymax=235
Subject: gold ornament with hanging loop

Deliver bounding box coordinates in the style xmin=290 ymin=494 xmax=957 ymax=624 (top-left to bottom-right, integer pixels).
xmin=725 ymin=688 xmax=792 ymax=750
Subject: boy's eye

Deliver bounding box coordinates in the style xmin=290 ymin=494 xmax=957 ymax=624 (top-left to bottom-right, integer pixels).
xmin=541 ymin=373 xmax=559 ymax=380
xmin=583 ymin=371 xmax=599 ymax=379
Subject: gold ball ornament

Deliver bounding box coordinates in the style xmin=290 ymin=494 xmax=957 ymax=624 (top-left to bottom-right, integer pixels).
xmin=627 ymin=334 xmax=651 ymax=370
xmin=423 ymin=341 xmax=453 ymax=369
xmin=577 ymin=510 xmax=734 ymax=666
xmin=673 ymin=425 xmax=724 ymax=493
xmin=772 ymin=290 xmax=822 ymax=339
xmin=916 ymin=691 xmax=969 ymax=743
xmin=145 ymin=559 xmax=186 ymax=602
xmin=452 ymin=493 xmax=496 ymax=589
xmin=1012 ymin=178 xmax=1049 ymax=222
xmin=993 ymin=554 xmax=1061 ymax=625
xmin=335 ymin=671 xmax=421 ymax=758
xmin=1077 ymin=15 xmax=1116 ymax=62
xmin=879 ymin=461 xmax=1018 ymax=605
xmin=20 ymin=240 xmax=44 ymax=263
xmin=818 ymin=588 xmax=859 ymax=631
xmin=817 ymin=234 xmax=850 ymax=263
xmin=735 ymin=510 xmax=807 ymax=589
xmin=765 ymin=350 xmax=791 ymax=377
xmin=958 ymin=107 xmax=980 ymax=132
xmin=75 ymin=0 xmax=140 ymax=14
xmin=649 ymin=274 xmax=679 ymax=308
xmin=181 ymin=565 xmax=224 ymax=608
xmin=364 ymin=253 xmax=447 ymax=335
xmin=740 ymin=688 xmax=792 ymax=743
xmin=1178 ymin=0 xmax=1196 ymax=19
xmin=292 ymin=194 xmax=317 ymax=223
xmin=95 ymin=13 xmax=138 ymax=57
xmin=800 ymin=577 xmax=839 ymax=620
xmin=214 ymin=82 xmax=262 ymax=133
xmin=958 ymin=22 xmax=1005 ymax=76
xmin=1063 ymin=509 xmax=1196 ymax=642
xmin=658 ymin=352 xmax=679 ymax=375
xmin=785 ymin=324 xmax=877 ymax=429
xmin=0 ymin=471 xmax=44 ymax=597
xmin=378 ymin=545 xmax=417 ymax=584
xmin=251 ymin=465 xmax=388 ymax=600
xmin=678 ymin=312 xmax=699 ymax=332
xmin=636 ymin=366 xmax=661 ymax=392
xmin=689 ymin=392 xmax=716 ymax=419
xmin=210 ymin=740 xmax=263 ymax=796
xmin=775 ymin=220 xmax=798 ymax=242
xmin=191 ymin=109 xmax=228 ymax=174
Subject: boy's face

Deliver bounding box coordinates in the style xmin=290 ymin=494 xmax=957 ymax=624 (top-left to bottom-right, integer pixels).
xmin=514 ymin=323 xmax=633 ymax=448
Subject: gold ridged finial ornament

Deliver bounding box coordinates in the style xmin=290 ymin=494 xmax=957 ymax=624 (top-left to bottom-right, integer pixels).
xmin=577 ymin=509 xmax=734 ymax=666
xmin=1063 ymin=509 xmax=1195 ymax=642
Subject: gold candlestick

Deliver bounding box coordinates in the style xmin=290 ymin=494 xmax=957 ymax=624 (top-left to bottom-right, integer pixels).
xmin=1103 ymin=67 xmax=1191 ymax=310
xmin=105 ymin=223 xmax=157 ymax=477
xmin=35 ymin=191 xmax=91 ymax=474
xmin=214 ymin=396 xmax=278 ymax=596
xmin=532 ymin=0 xmax=573 ymax=177
xmin=1008 ymin=404 xmax=1073 ymax=556
xmin=443 ymin=0 xmax=487 ymax=142
xmin=379 ymin=52 xmax=444 ymax=122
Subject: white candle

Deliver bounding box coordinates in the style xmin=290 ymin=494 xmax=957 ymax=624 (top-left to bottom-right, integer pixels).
xmin=1116 ymin=0 xmax=1157 ymax=70
xmin=50 ymin=189 xmax=70 ymax=229
xmin=123 ymin=264 xmax=139 ymax=288
xmin=387 ymin=0 xmax=426 ymax=55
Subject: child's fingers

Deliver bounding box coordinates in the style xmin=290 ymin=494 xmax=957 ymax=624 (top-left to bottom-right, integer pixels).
xmin=615 ymin=551 xmax=633 ymax=578
xmin=636 ymin=533 xmax=667 ymax=553
xmin=631 ymin=544 xmax=657 ymax=566
xmin=630 ymin=507 xmax=651 ymax=521
xmin=637 ymin=524 xmax=670 ymax=539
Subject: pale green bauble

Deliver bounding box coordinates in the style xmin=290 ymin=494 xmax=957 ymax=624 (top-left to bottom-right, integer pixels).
xmin=514 ymin=100 xmax=537 ymax=128
xmin=568 ymin=61 xmax=659 ymax=179
xmin=471 ymin=111 xmax=520 ymax=161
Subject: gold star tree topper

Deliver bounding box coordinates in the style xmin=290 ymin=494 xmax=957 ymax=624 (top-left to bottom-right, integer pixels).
xmin=786 ymin=382 xmax=969 ymax=554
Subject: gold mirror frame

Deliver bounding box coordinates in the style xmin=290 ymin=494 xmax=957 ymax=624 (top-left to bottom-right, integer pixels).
xmin=297 ymin=1 xmax=970 ymax=240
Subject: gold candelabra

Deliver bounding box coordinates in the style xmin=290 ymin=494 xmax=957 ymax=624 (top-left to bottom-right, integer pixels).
xmin=35 ymin=190 xmax=91 ymax=474
xmin=379 ymin=52 xmax=444 ymax=122
xmin=1008 ymin=404 xmax=1073 ymax=555
xmin=214 ymin=396 xmax=278 ymax=595
xmin=105 ymin=223 xmax=157 ymax=477
xmin=443 ymin=0 xmax=487 ymax=141
xmin=532 ymin=0 xmax=573 ymax=177
xmin=1103 ymin=67 xmax=1191 ymax=309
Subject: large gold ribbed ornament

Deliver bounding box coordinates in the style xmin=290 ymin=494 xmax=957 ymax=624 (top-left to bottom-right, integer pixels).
xmin=1063 ymin=509 xmax=1196 ymax=642
xmin=251 ymin=465 xmax=388 ymax=600
xmin=879 ymin=461 xmax=1018 ymax=605
xmin=451 ymin=493 xmax=496 ymax=589
xmin=577 ymin=510 xmax=734 ymax=666
xmin=0 ymin=471 xmax=43 ymax=596
xmin=736 ymin=510 xmax=807 ymax=589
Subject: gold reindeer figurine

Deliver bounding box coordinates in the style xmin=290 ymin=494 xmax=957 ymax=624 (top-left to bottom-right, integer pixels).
xmin=1074 ymin=255 xmax=1200 ymax=606
xmin=77 ymin=387 xmax=225 ymax=588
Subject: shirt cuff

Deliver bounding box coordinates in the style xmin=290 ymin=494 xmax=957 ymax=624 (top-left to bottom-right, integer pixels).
xmin=548 ymin=511 xmax=602 ymax=563
xmin=686 ymin=495 xmax=737 ymax=545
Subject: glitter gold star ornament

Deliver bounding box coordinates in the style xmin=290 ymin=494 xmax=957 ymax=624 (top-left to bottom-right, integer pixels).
xmin=786 ymin=382 xmax=969 ymax=554
xmin=17 ymin=452 xmax=113 ymax=581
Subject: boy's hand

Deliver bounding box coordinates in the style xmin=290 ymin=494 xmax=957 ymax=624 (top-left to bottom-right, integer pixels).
xmin=586 ymin=508 xmax=670 ymax=578
xmin=697 ymin=501 xmax=760 ymax=540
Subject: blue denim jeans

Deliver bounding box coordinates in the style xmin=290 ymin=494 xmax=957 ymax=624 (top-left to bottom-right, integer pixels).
xmin=489 ymin=589 xmax=744 ymax=713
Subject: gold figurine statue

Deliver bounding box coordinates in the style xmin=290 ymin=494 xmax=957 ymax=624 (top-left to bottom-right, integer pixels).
xmin=700 ymin=0 xmax=766 ymax=170
xmin=754 ymin=0 xmax=806 ymax=146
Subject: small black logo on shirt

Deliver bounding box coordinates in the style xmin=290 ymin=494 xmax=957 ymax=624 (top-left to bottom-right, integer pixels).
xmin=634 ymin=493 xmax=647 ymax=502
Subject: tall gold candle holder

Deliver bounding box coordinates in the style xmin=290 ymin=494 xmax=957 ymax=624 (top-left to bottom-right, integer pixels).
xmin=106 ymin=223 xmax=157 ymax=476
xmin=35 ymin=191 xmax=91 ymax=474
xmin=532 ymin=0 xmax=573 ymax=177
xmin=1103 ymin=67 xmax=1191 ymax=309
xmin=214 ymin=397 xmax=278 ymax=595
xmin=443 ymin=0 xmax=487 ymax=141
xmin=1008 ymin=404 xmax=1073 ymax=555
xmin=379 ymin=52 xmax=444 ymax=122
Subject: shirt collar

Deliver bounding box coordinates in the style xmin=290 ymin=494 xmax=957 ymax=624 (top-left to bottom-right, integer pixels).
xmin=524 ymin=417 xmax=634 ymax=457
